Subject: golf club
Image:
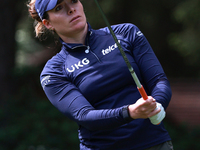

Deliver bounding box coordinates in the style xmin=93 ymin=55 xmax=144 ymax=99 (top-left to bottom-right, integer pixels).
xmin=94 ymin=0 xmax=148 ymax=100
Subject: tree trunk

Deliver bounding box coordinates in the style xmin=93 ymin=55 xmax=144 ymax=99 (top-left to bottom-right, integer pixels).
xmin=0 ymin=1 xmax=21 ymax=105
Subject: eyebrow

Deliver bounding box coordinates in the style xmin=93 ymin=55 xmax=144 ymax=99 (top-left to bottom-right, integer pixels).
xmin=56 ymin=0 xmax=64 ymax=5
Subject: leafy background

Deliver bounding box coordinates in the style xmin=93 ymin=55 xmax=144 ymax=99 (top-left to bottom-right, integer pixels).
xmin=0 ymin=0 xmax=200 ymax=149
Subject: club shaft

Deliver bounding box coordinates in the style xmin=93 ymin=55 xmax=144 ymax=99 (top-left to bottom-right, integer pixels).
xmin=94 ymin=0 xmax=148 ymax=100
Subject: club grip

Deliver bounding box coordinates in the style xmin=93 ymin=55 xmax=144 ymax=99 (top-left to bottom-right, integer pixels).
xmin=138 ymin=86 xmax=161 ymax=125
xmin=138 ymin=85 xmax=148 ymax=100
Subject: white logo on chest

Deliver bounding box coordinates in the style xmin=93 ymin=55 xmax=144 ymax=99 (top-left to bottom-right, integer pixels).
xmin=67 ymin=58 xmax=90 ymax=73
xmin=102 ymin=40 xmax=120 ymax=55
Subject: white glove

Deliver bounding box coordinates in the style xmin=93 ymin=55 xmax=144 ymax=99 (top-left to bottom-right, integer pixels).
xmin=149 ymin=102 xmax=165 ymax=125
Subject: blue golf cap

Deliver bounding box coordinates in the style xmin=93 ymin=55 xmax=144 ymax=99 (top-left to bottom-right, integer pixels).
xmin=35 ymin=0 xmax=58 ymax=20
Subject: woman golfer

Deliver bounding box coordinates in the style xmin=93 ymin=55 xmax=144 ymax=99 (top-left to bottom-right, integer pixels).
xmin=28 ymin=0 xmax=173 ymax=149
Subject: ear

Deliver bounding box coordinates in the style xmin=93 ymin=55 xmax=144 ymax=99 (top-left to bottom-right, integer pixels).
xmin=42 ymin=19 xmax=54 ymax=30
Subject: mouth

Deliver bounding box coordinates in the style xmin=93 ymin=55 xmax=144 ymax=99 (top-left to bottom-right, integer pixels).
xmin=70 ymin=16 xmax=80 ymax=23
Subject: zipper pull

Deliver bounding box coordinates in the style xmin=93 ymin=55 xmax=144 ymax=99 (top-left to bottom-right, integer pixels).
xmin=85 ymin=46 xmax=90 ymax=54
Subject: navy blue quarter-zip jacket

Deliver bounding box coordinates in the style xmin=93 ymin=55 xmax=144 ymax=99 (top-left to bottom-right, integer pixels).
xmin=40 ymin=23 xmax=172 ymax=150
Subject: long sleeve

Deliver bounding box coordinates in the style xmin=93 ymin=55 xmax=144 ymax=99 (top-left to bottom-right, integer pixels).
xmin=40 ymin=23 xmax=172 ymax=149
xmin=40 ymin=56 xmax=131 ymax=131
xmin=130 ymin=25 xmax=172 ymax=109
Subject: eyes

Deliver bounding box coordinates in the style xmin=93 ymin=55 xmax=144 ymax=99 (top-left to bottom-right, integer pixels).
xmin=55 ymin=5 xmax=63 ymax=11
xmin=72 ymin=0 xmax=78 ymax=3
xmin=55 ymin=0 xmax=79 ymax=11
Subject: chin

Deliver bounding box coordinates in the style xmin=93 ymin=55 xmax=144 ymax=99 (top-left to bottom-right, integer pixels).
xmin=73 ymin=20 xmax=87 ymax=31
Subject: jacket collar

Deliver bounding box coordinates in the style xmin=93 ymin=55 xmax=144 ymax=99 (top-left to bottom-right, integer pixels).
xmin=60 ymin=23 xmax=93 ymax=51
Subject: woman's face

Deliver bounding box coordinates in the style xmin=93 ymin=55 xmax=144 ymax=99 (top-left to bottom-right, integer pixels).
xmin=44 ymin=0 xmax=87 ymax=38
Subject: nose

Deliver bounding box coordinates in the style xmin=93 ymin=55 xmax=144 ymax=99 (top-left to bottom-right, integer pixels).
xmin=67 ymin=5 xmax=76 ymax=15
xmin=69 ymin=8 xmax=75 ymax=14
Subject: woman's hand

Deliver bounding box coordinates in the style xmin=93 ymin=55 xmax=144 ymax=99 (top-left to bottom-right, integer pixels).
xmin=149 ymin=102 xmax=166 ymax=125
xmin=128 ymin=96 xmax=161 ymax=119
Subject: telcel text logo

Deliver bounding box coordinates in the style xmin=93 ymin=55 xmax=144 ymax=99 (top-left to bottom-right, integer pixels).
xmin=102 ymin=40 xmax=120 ymax=55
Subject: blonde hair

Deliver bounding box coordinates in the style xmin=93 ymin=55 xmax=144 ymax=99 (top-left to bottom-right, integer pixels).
xmin=27 ymin=0 xmax=53 ymax=39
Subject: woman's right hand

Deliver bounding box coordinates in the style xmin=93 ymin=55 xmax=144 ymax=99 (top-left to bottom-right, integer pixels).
xmin=128 ymin=96 xmax=161 ymax=119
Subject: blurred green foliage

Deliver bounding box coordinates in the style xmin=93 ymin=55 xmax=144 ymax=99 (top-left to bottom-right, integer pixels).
xmin=1 ymin=0 xmax=200 ymax=149
xmin=165 ymin=119 xmax=200 ymax=150
xmin=168 ymin=0 xmax=200 ymax=69
xmin=0 ymin=68 xmax=79 ymax=150
xmin=1 ymin=68 xmax=200 ymax=149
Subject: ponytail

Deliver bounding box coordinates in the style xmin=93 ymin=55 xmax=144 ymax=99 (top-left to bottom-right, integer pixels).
xmin=27 ymin=0 xmax=53 ymax=39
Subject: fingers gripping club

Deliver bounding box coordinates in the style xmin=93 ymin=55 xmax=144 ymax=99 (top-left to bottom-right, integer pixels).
xmin=94 ymin=0 xmax=164 ymax=125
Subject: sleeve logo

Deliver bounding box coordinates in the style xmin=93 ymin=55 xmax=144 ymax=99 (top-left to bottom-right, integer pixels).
xmin=137 ymin=31 xmax=143 ymax=36
xmin=41 ymin=75 xmax=51 ymax=89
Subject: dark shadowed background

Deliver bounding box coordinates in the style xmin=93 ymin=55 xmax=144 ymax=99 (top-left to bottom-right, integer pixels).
xmin=1 ymin=0 xmax=200 ymax=149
